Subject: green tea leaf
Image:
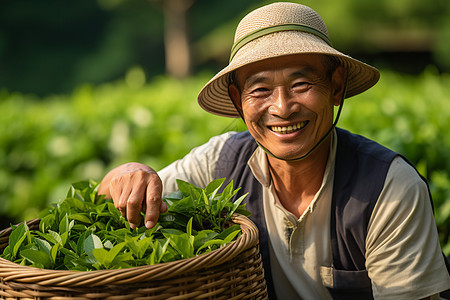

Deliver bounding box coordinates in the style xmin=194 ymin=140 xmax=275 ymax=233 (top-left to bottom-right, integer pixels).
xmin=227 ymin=193 xmax=248 ymax=220
xmin=71 ymin=180 xmax=91 ymax=191
xmin=72 ymin=224 xmax=87 ymax=232
xmin=104 ymin=240 xmax=114 ymax=249
xmin=222 ymin=229 xmax=241 ymax=244
xmin=159 ymin=212 xmax=190 ymax=229
xmin=149 ymin=238 xmax=170 ymax=265
xmin=39 ymin=214 xmax=56 ymax=232
xmin=60 ymin=231 xmax=69 ymax=247
xmin=221 ymin=180 xmax=235 ymax=199
xmin=196 ymin=239 xmax=224 ymax=254
xmin=20 ymin=249 xmax=52 ymax=269
xmin=186 ymin=217 xmax=193 ymax=237
xmin=69 ymin=213 xmax=92 ymax=224
xmin=161 ymin=229 xmax=194 ymax=259
xmin=176 ymin=179 xmax=202 ymax=200
xmin=163 ymin=191 xmax=184 ymax=206
xmin=215 ymin=224 xmax=241 ymax=241
xmin=51 ymin=244 xmax=59 ymax=263
xmin=124 ymin=235 xmax=140 ymax=256
xmin=106 ymin=202 xmax=122 ymax=220
xmin=133 ymin=237 xmax=152 ymax=259
xmin=63 ymin=197 xmax=86 ymax=211
xmin=84 ymin=234 xmax=103 ymax=259
xmin=90 ymin=221 xmax=106 ymax=231
xmin=34 ymin=238 xmax=52 ymax=257
xmin=59 ymin=214 xmax=69 ymax=234
xmin=60 ymin=248 xmax=79 ymax=269
xmin=204 ymin=178 xmax=225 ymax=195
xmin=193 ymin=230 xmax=218 ymax=249
xmin=76 ymin=230 xmax=90 ymax=255
xmin=66 ymin=185 xmax=75 ymax=199
xmin=47 ymin=230 xmax=63 ymax=246
xmin=10 ymin=223 xmax=29 ymax=258
xmin=202 ymin=190 xmax=210 ymax=214
xmin=92 ymin=242 xmax=126 ymax=269
xmin=167 ymin=196 xmax=195 ymax=213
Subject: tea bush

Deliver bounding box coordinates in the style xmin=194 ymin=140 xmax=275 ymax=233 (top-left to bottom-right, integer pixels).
xmin=1 ymin=69 xmax=449 ymax=254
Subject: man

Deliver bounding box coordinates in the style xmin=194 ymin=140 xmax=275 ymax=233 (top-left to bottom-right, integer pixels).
xmin=99 ymin=2 xmax=450 ymax=299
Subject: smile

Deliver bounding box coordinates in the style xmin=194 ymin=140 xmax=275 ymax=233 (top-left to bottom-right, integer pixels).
xmin=269 ymin=121 xmax=309 ymax=134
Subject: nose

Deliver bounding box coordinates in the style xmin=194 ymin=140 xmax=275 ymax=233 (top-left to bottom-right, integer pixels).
xmin=268 ymin=88 xmax=297 ymax=118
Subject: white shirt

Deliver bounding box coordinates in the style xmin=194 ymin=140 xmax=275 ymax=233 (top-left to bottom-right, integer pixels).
xmin=158 ymin=130 xmax=450 ymax=299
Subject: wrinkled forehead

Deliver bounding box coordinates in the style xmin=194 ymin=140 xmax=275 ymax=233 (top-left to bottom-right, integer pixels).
xmin=232 ymin=53 xmax=332 ymax=87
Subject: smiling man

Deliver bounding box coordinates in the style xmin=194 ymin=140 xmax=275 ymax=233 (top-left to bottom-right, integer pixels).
xmin=229 ymin=54 xmax=344 ymax=162
xmin=99 ymin=2 xmax=450 ymax=299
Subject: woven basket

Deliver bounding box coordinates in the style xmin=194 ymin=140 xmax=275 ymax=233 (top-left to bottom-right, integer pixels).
xmin=0 ymin=214 xmax=267 ymax=300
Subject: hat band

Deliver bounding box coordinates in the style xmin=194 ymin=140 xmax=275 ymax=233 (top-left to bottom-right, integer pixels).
xmin=229 ymin=23 xmax=333 ymax=62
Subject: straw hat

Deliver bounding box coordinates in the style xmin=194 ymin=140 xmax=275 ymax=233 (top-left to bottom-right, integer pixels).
xmin=197 ymin=2 xmax=380 ymax=118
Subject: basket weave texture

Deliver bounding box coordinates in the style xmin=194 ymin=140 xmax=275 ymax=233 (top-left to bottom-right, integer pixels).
xmin=0 ymin=214 xmax=267 ymax=299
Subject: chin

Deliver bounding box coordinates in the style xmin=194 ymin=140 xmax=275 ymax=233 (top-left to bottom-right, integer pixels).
xmin=269 ymin=147 xmax=308 ymax=161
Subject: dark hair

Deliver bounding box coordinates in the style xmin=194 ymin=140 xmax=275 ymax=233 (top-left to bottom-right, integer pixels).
xmin=322 ymin=55 xmax=341 ymax=80
xmin=229 ymin=71 xmax=240 ymax=91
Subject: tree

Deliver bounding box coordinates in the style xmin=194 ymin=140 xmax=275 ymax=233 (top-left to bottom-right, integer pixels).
xmin=161 ymin=0 xmax=194 ymax=78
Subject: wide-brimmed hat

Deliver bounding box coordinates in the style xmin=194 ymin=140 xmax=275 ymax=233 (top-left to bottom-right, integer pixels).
xmin=197 ymin=2 xmax=380 ymax=118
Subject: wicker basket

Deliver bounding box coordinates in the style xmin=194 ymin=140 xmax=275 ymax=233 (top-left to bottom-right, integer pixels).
xmin=0 ymin=214 xmax=267 ymax=299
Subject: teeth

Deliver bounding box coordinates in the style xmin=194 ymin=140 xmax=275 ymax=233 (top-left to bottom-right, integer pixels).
xmin=270 ymin=122 xmax=307 ymax=134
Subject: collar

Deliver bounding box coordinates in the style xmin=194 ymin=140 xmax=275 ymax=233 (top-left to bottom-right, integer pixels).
xmin=247 ymin=128 xmax=338 ymax=190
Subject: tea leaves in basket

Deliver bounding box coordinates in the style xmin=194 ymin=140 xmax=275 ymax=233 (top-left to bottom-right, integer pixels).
xmin=0 ymin=178 xmax=250 ymax=271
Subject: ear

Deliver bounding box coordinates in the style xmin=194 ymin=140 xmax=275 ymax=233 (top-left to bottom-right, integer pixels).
xmin=228 ymin=84 xmax=243 ymax=113
xmin=331 ymin=66 xmax=347 ymax=106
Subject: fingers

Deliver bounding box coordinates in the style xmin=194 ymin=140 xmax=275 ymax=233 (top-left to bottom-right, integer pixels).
xmin=126 ymin=183 xmax=147 ymax=229
xmin=108 ymin=164 xmax=164 ymax=229
xmin=144 ymin=176 xmax=163 ymax=229
xmin=120 ymin=170 xmax=148 ymax=229
xmin=110 ymin=173 xmax=131 ymax=218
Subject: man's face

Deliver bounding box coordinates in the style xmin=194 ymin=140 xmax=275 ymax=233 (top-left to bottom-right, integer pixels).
xmin=229 ymin=54 xmax=345 ymax=161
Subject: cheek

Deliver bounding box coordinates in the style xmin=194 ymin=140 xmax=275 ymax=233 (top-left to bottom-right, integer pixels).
xmin=307 ymin=89 xmax=334 ymax=114
xmin=242 ymin=98 xmax=266 ymax=120
xmin=317 ymin=103 xmax=335 ymax=126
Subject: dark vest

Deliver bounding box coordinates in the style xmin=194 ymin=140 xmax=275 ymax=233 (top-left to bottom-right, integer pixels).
xmin=214 ymin=128 xmax=417 ymax=299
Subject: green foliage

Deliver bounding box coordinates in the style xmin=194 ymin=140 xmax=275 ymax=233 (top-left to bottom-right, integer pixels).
xmin=161 ymin=178 xmax=250 ymax=233
xmin=0 ymin=179 xmax=249 ymax=270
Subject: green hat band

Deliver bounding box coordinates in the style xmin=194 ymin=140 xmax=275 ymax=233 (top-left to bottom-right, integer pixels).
xmin=229 ymin=23 xmax=333 ymax=63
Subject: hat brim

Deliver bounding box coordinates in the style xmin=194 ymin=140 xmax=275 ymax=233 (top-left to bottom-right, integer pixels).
xmin=198 ymin=31 xmax=380 ymax=118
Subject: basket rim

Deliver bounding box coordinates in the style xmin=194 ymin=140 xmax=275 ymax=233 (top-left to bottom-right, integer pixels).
xmin=0 ymin=214 xmax=259 ymax=287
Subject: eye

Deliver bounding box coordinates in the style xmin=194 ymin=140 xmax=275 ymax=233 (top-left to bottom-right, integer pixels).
xmin=250 ymin=87 xmax=271 ymax=96
xmin=291 ymin=81 xmax=311 ymax=92
xmin=252 ymin=87 xmax=269 ymax=92
xmin=292 ymin=82 xmax=308 ymax=88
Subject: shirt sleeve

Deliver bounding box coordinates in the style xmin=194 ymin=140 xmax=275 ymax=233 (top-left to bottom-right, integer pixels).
xmin=157 ymin=132 xmax=237 ymax=196
xmin=366 ymin=156 xmax=450 ymax=300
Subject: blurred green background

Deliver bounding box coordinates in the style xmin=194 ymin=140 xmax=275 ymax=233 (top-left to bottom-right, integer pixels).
xmin=1 ymin=0 xmax=450 ymax=254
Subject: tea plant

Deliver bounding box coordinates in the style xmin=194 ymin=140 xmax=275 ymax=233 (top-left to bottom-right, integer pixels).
xmin=0 ymin=179 xmax=250 ymax=270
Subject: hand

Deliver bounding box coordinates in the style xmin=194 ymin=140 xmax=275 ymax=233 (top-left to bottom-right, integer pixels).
xmin=99 ymin=162 xmax=168 ymax=229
